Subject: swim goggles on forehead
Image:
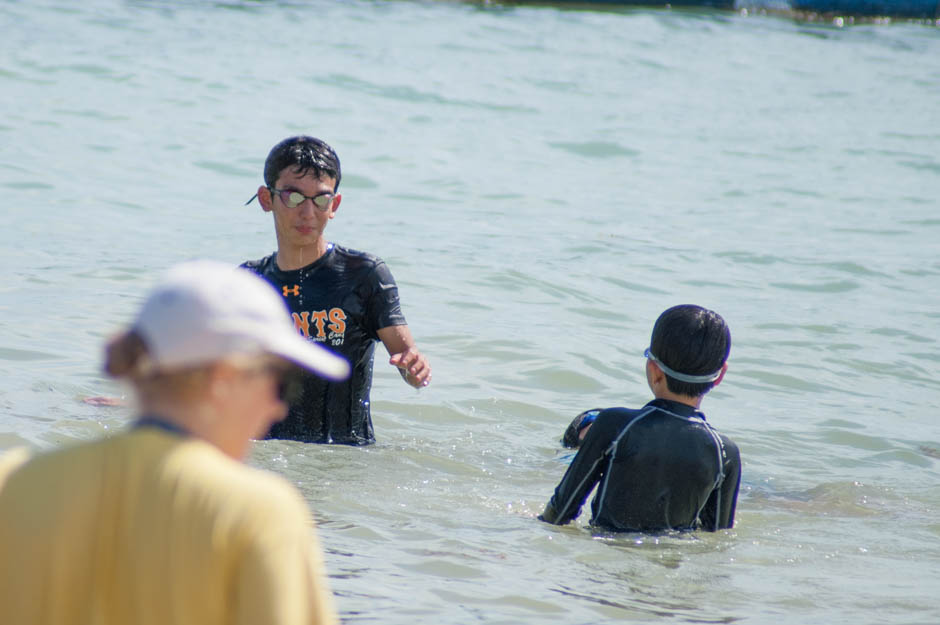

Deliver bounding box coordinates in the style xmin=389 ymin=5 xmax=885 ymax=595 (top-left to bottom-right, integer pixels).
xmin=643 ymin=348 xmax=723 ymax=384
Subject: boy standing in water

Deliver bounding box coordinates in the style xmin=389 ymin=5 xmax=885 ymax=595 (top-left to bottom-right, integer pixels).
xmin=243 ymin=136 xmax=431 ymax=445
xmin=540 ymin=305 xmax=741 ymax=532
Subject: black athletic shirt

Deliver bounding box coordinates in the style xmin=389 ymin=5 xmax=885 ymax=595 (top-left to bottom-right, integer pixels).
xmin=241 ymin=245 xmax=406 ymax=445
xmin=541 ymin=398 xmax=741 ymax=532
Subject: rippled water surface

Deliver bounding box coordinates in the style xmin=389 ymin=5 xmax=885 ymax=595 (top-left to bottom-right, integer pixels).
xmin=2 ymin=1 xmax=939 ymax=623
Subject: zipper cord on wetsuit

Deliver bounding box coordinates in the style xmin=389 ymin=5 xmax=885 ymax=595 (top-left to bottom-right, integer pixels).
xmin=592 ymin=407 xmax=657 ymax=524
xmin=694 ymin=418 xmax=727 ymax=531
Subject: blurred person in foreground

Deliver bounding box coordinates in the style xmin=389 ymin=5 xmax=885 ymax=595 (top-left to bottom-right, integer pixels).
xmin=0 ymin=260 xmax=349 ymax=625
xmin=540 ymin=304 xmax=741 ymax=533
xmin=242 ymin=135 xmax=431 ymax=445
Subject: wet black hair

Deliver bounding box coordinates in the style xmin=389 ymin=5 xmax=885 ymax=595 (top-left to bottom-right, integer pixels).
xmin=561 ymin=409 xmax=602 ymax=448
xmin=649 ymin=304 xmax=731 ymax=398
xmin=263 ymin=136 xmax=342 ymax=191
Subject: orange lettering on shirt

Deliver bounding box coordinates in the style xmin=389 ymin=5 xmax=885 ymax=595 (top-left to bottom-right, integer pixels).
xmin=328 ymin=308 xmax=346 ymax=334
xmin=311 ymin=311 xmax=328 ymax=339
xmin=292 ymin=311 xmax=311 ymax=338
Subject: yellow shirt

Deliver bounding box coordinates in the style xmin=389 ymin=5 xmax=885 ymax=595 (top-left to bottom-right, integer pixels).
xmin=0 ymin=427 xmax=336 ymax=625
xmin=0 ymin=446 xmax=30 ymax=487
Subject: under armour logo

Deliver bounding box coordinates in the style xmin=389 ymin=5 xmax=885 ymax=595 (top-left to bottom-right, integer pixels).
xmin=282 ymin=285 xmax=300 ymax=297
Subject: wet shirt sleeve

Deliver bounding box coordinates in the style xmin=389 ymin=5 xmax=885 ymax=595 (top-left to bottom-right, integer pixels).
xmin=363 ymin=259 xmax=406 ymax=335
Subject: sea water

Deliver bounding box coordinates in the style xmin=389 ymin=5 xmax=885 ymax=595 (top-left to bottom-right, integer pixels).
xmin=1 ymin=1 xmax=939 ymax=623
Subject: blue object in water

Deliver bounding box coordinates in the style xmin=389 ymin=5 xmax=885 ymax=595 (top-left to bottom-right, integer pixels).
xmin=789 ymin=0 xmax=939 ymax=17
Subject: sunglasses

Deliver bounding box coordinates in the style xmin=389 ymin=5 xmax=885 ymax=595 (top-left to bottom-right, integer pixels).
xmin=244 ymin=188 xmax=334 ymax=210
xmin=273 ymin=187 xmax=334 ymax=210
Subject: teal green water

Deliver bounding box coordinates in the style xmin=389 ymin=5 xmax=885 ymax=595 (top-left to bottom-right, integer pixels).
xmin=2 ymin=1 xmax=939 ymax=623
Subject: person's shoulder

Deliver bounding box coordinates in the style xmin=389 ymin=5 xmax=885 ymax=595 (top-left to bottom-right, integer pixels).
xmin=586 ymin=406 xmax=646 ymax=437
xmin=172 ymin=441 xmax=309 ymax=518
xmin=0 ymin=435 xmax=119 ymax=496
xmin=596 ymin=405 xmax=650 ymax=423
xmin=694 ymin=414 xmax=741 ymax=463
xmin=599 ymin=404 xmax=665 ymax=433
xmin=332 ymin=244 xmax=384 ymax=266
xmin=240 ymin=253 xmax=276 ymax=274
xmin=331 ymin=244 xmax=395 ymax=279
xmin=696 ymin=409 xmax=737 ymax=447
xmin=0 ymin=447 xmax=32 ymax=490
xmin=717 ymin=430 xmax=740 ymax=459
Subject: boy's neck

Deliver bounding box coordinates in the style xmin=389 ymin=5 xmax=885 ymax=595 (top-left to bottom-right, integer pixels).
xmin=652 ymin=389 xmax=703 ymax=409
xmin=276 ymin=239 xmax=329 ymax=271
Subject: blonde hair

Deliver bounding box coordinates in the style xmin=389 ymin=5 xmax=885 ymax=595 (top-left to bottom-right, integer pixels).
xmin=104 ymin=331 xmax=280 ymax=403
xmin=104 ymin=331 xmax=211 ymax=402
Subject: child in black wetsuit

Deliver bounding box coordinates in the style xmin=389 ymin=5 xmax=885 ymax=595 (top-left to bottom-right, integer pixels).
xmin=541 ymin=304 xmax=741 ymax=533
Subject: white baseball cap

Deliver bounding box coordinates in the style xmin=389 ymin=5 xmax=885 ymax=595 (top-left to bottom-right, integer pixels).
xmin=132 ymin=260 xmax=349 ymax=381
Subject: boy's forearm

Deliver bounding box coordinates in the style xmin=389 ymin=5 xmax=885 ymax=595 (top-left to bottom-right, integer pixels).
xmin=538 ymin=500 xmax=563 ymax=524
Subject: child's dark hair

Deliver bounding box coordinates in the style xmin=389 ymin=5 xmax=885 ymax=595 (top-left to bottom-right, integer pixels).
xmin=561 ymin=409 xmax=602 ymax=448
xmin=263 ymin=136 xmax=342 ymax=191
xmin=649 ymin=305 xmax=730 ymax=397
xmin=104 ymin=330 xmax=150 ymax=378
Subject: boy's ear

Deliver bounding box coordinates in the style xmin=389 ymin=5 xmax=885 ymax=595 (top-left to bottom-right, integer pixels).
xmin=646 ymin=358 xmax=665 ymax=387
xmin=328 ymin=193 xmax=341 ymax=218
xmin=258 ymin=186 xmax=273 ymax=212
xmin=711 ymin=362 xmax=729 ymax=388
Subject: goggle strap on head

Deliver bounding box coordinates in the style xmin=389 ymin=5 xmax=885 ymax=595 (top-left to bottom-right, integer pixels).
xmin=644 ymin=348 xmax=723 ymax=384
